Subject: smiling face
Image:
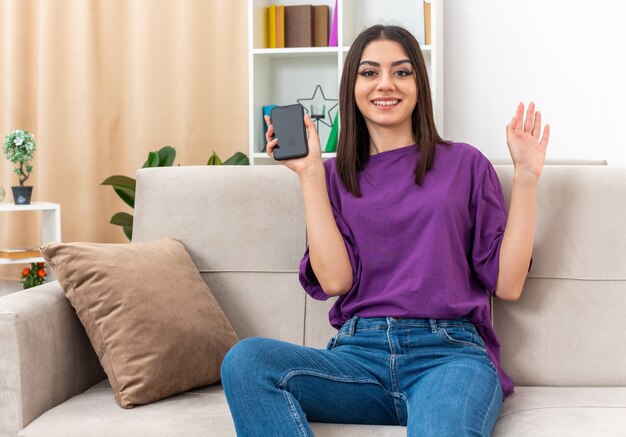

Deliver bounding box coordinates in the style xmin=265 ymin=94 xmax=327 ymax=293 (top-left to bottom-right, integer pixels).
xmin=354 ymin=39 xmax=418 ymax=135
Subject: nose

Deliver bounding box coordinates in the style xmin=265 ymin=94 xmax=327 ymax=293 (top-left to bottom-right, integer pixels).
xmin=376 ymin=71 xmax=395 ymax=91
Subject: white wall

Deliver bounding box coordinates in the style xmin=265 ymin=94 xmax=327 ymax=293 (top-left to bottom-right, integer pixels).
xmin=444 ymin=0 xmax=626 ymax=165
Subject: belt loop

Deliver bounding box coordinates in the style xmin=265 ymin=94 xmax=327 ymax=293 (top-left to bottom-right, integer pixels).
xmin=349 ymin=315 xmax=359 ymax=336
xmin=429 ymin=318 xmax=438 ymax=333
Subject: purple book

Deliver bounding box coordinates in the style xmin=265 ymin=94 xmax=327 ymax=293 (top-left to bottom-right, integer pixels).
xmin=328 ymin=0 xmax=338 ymax=47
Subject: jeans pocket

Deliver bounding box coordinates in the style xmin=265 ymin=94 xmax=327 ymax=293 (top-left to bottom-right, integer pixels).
xmin=437 ymin=325 xmax=487 ymax=353
xmin=326 ymin=332 xmax=346 ymax=350
xmin=326 ymin=329 xmax=350 ymax=350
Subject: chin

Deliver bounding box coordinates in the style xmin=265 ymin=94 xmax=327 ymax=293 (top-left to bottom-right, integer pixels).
xmin=365 ymin=116 xmax=411 ymax=129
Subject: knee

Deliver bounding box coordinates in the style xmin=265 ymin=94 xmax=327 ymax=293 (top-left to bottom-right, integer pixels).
xmin=220 ymin=337 xmax=272 ymax=384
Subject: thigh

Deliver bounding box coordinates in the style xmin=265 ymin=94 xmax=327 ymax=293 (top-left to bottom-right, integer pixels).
xmin=405 ymin=355 xmax=502 ymax=437
xmin=221 ymin=335 xmax=401 ymax=426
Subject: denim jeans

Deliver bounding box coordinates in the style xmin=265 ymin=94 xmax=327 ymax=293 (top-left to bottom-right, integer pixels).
xmin=221 ymin=316 xmax=503 ymax=437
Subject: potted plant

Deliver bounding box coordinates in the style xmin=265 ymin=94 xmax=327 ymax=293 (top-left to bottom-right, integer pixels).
xmin=21 ymin=262 xmax=47 ymax=289
xmin=2 ymin=129 xmax=36 ymax=205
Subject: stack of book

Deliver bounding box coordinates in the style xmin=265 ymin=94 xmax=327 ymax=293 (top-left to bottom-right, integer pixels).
xmin=267 ymin=4 xmax=331 ymax=48
xmin=0 ymin=248 xmax=41 ymax=259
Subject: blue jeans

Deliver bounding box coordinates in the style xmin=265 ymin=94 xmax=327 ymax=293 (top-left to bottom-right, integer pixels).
xmin=221 ymin=316 xmax=503 ymax=436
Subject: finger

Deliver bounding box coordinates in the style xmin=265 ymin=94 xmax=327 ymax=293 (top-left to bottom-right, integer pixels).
xmin=515 ymin=102 xmax=524 ymax=132
xmin=540 ymin=124 xmax=550 ymax=148
xmin=531 ymin=111 xmax=541 ymax=140
xmin=265 ymin=124 xmax=274 ymax=142
xmin=524 ymin=102 xmax=535 ymax=133
xmin=507 ymin=115 xmax=517 ymax=131
xmin=266 ymin=138 xmax=278 ymax=157
xmin=264 ymin=114 xmax=271 ymax=127
xmin=303 ymin=114 xmax=318 ymax=141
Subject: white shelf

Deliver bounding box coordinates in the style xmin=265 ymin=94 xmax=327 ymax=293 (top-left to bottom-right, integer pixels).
xmin=253 ymin=47 xmax=340 ymax=57
xmin=248 ymin=0 xmax=444 ymax=165
xmin=0 ymin=201 xmax=61 ymax=269
xmin=340 ymin=45 xmax=432 ymax=52
xmin=0 ymin=201 xmax=60 ymax=212
xmin=0 ymin=257 xmax=44 ymax=265
xmin=253 ymin=152 xmax=337 ymax=159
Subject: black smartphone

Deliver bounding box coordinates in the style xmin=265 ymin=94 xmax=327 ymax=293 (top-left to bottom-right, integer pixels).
xmin=270 ymin=104 xmax=309 ymax=160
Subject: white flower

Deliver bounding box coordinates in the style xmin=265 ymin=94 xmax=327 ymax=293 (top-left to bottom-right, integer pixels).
xmin=15 ymin=137 xmax=24 ymax=146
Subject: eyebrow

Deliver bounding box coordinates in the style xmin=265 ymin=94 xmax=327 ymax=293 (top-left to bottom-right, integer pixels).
xmin=358 ymin=59 xmax=412 ymax=67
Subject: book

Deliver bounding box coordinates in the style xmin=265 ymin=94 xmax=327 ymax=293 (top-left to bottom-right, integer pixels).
xmin=276 ymin=5 xmax=285 ymax=48
xmin=262 ymin=105 xmax=278 ymax=152
xmin=424 ymin=1 xmax=432 ymax=45
xmin=285 ymin=5 xmax=314 ymax=48
xmin=267 ymin=5 xmax=277 ymax=48
xmin=313 ymin=5 xmax=329 ymax=47
xmin=0 ymin=248 xmax=42 ymax=259
xmin=325 ymin=112 xmax=339 ymax=152
xmin=328 ymin=0 xmax=338 ymax=47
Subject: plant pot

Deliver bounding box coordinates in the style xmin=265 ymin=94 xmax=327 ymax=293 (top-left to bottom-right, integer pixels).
xmin=12 ymin=186 xmax=33 ymax=205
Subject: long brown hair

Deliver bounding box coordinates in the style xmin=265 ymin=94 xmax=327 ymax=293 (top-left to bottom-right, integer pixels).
xmin=336 ymin=24 xmax=451 ymax=197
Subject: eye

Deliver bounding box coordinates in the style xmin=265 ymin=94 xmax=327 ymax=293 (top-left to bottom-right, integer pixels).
xmin=395 ymin=69 xmax=415 ymax=77
xmin=358 ymin=70 xmax=376 ymax=77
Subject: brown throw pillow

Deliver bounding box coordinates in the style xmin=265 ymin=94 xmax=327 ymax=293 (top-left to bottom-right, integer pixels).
xmin=40 ymin=237 xmax=239 ymax=409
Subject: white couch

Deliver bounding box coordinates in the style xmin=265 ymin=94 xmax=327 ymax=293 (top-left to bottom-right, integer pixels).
xmin=1 ymin=163 xmax=625 ymax=436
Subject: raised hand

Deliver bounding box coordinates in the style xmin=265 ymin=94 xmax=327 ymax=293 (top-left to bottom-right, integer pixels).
xmin=506 ymin=102 xmax=550 ymax=180
xmin=264 ymin=113 xmax=323 ymax=176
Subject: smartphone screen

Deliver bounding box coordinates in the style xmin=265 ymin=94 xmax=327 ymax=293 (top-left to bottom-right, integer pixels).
xmin=270 ymin=104 xmax=309 ymax=160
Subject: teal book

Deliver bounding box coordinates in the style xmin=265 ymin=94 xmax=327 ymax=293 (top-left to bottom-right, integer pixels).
xmin=262 ymin=105 xmax=278 ymax=152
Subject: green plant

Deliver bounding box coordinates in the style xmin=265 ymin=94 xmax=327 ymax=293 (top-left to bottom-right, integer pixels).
xmin=3 ymin=130 xmax=36 ymax=186
xmin=102 ymin=147 xmax=249 ymax=241
xmin=101 ymin=146 xmax=176 ymax=240
xmin=207 ymin=151 xmax=249 ymax=165
xmin=21 ymin=262 xmax=47 ymax=289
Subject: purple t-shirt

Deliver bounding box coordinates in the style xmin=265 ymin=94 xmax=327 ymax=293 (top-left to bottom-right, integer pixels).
xmin=298 ymin=141 xmax=532 ymax=399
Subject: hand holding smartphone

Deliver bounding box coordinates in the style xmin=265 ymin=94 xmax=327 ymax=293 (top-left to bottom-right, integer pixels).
xmin=269 ymin=104 xmax=309 ymax=161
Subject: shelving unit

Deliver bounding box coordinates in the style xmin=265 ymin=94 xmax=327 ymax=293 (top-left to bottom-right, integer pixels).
xmin=0 ymin=202 xmax=61 ymax=275
xmin=248 ymin=0 xmax=444 ymax=165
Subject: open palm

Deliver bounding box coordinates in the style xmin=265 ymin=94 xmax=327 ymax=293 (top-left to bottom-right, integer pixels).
xmin=506 ymin=102 xmax=550 ymax=179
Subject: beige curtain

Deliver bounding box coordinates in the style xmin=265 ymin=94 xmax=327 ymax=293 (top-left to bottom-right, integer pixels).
xmin=0 ymin=0 xmax=248 ymax=280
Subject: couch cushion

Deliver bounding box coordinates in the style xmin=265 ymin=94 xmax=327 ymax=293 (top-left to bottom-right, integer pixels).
xmin=19 ymin=381 xmax=626 ymax=437
xmin=494 ymin=166 xmax=626 ymax=281
xmin=18 ymin=380 xmax=236 ymax=437
xmin=133 ymin=165 xmax=308 ymax=345
xmin=19 ymin=380 xmax=405 ymax=437
xmin=493 ymin=386 xmax=626 ymax=436
xmin=492 ymin=166 xmax=626 ymax=387
xmin=40 ymin=237 xmax=239 ymax=408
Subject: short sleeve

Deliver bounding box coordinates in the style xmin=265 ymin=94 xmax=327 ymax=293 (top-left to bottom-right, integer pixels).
xmin=298 ymin=204 xmax=362 ymax=301
xmin=470 ymin=159 xmax=532 ymax=296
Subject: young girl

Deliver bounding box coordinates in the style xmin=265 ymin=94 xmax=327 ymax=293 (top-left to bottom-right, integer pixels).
xmin=221 ymin=24 xmax=549 ymax=437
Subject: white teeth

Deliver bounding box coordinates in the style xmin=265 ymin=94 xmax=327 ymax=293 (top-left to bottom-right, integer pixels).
xmin=373 ymin=100 xmax=399 ymax=106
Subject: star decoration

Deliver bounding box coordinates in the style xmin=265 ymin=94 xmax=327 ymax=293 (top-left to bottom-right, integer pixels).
xmin=297 ymin=84 xmax=339 ymax=129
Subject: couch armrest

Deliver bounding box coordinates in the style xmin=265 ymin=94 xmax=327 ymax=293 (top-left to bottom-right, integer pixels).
xmin=0 ymin=281 xmax=105 ymax=436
